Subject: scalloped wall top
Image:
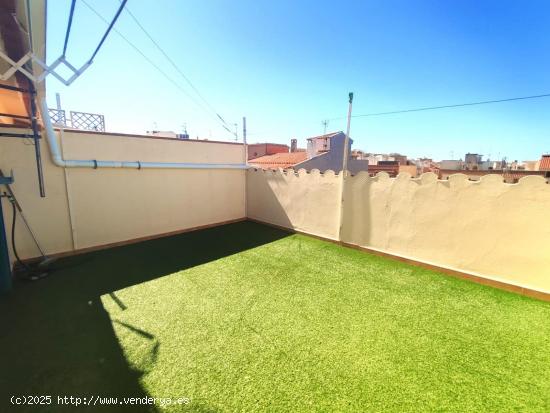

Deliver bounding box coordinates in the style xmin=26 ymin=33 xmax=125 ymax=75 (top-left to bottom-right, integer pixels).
xmin=248 ymin=168 xmax=549 ymax=188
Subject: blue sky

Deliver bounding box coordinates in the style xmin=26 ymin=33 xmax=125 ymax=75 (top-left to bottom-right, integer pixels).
xmin=45 ymin=0 xmax=550 ymax=161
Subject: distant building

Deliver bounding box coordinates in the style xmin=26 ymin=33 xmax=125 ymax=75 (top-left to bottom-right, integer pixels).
xmin=415 ymin=158 xmax=438 ymax=174
xmin=248 ymin=139 xmax=306 ymax=169
xmin=363 ymin=153 xmax=394 ymax=165
xmin=294 ymin=131 xmax=370 ymax=174
xmin=481 ymin=160 xmax=503 ymax=170
xmin=146 ymin=130 xmax=189 ymax=139
xmin=248 ymin=143 xmax=289 ymax=160
xmin=440 ymin=159 xmax=463 ymax=170
xmin=398 ymin=164 xmax=418 ymax=177
xmin=465 ymin=153 xmax=482 ymax=169
xmin=522 ymin=160 xmax=539 ymax=171
xmin=390 ymin=153 xmax=408 ymax=166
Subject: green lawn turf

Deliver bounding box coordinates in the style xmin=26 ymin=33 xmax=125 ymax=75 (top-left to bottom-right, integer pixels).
xmin=1 ymin=221 xmax=550 ymax=412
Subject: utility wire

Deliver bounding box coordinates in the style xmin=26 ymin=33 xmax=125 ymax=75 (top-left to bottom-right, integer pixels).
xmin=80 ymin=0 xmax=232 ymax=136
xmin=121 ymin=3 xmax=233 ymax=130
xmin=327 ymin=93 xmax=550 ymax=121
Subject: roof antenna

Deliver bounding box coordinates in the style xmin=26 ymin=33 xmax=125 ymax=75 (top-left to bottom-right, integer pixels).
xmin=322 ymin=119 xmax=329 ymax=134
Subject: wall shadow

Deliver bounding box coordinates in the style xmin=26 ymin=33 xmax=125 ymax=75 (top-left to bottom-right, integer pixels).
xmin=341 ymin=172 xmax=372 ymax=247
xmin=247 ymin=168 xmax=373 ymax=248
xmin=247 ymin=169 xmax=294 ymax=229
xmin=0 ymin=221 xmax=289 ymax=412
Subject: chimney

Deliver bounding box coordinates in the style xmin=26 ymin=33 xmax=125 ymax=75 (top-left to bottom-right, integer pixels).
xmin=290 ymin=138 xmax=298 ymax=153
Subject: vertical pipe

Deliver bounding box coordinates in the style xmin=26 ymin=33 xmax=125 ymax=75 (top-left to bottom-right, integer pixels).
xmin=56 ymin=93 xmax=62 ymax=111
xmin=242 ymin=116 xmax=248 ymax=218
xmin=0 ymin=195 xmax=12 ymax=294
xmin=29 ymin=83 xmax=46 ymax=197
xmin=242 ymin=117 xmax=248 ymax=164
xmin=338 ymin=92 xmax=354 ymax=241
xmin=341 ymin=92 xmax=354 ymax=176
xmin=59 ymin=129 xmax=78 ymax=250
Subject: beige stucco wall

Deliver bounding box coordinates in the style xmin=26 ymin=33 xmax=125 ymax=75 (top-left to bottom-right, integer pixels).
xmin=247 ymin=169 xmax=550 ymax=292
xmin=0 ymin=129 xmax=245 ymax=261
xmin=247 ymin=168 xmax=341 ymax=240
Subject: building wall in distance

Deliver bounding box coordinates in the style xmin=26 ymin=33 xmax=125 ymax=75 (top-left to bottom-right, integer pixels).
xmin=398 ymin=164 xmax=418 ymax=177
xmin=440 ymin=160 xmax=463 ymax=170
xmin=298 ymin=133 xmax=369 ymax=174
xmin=248 ymin=143 xmax=289 ymax=160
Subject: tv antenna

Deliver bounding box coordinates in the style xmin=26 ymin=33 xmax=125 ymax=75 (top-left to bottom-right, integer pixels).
xmin=322 ymin=119 xmax=329 ymax=134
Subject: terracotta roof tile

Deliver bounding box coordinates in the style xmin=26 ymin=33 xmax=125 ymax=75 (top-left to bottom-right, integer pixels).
xmin=249 ymin=152 xmax=308 ymax=170
xmin=540 ymin=155 xmax=550 ymax=171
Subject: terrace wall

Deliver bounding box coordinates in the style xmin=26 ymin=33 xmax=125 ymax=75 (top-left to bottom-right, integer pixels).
xmin=247 ymin=168 xmax=550 ymax=293
xmin=0 ymin=129 xmax=246 ymax=262
xmin=246 ymin=168 xmax=341 ymax=240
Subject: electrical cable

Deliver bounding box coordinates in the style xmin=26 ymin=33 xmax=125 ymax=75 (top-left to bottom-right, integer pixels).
xmin=80 ymin=0 xmax=235 ymax=137
xmin=10 ymin=201 xmax=30 ymax=271
xmin=327 ymin=93 xmax=550 ymax=121
xmin=9 ymin=200 xmax=46 ymax=281
xmin=121 ymin=4 xmax=234 ymax=130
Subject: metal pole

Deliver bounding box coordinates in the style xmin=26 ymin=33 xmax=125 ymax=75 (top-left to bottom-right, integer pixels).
xmin=242 ymin=117 xmax=247 ymax=163
xmin=342 ymin=92 xmax=353 ymax=175
xmin=56 ymin=93 xmax=62 ymax=111
xmin=242 ymin=116 xmax=248 ymax=217
xmin=338 ymin=92 xmax=354 ymax=241
xmin=0 ymin=195 xmax=11 ymax=294
xmin=0 ymin=174 xmax=14 ymax=294
xmin=29 ymin=82 xmax=46 ymax=197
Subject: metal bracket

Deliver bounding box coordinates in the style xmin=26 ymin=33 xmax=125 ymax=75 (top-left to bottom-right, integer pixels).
xmin=0 ymin=175 xmax=14 ymax=186
xmin=0 ymin=51 xmax=90 ymax=86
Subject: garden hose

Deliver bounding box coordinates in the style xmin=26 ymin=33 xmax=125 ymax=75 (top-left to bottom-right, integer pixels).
xmin=9 ymin=197 xmax=47 ymax=281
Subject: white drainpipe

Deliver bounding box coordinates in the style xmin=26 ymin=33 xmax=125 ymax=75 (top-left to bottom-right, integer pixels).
xmin=40 ymin=98 xmax=249 ymax=170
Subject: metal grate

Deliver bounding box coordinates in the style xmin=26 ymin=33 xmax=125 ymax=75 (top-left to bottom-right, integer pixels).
xmin=70 ymin=111 xmax=105 ymax=132
xmin=48 ymin=109 xmax=67 ymax=127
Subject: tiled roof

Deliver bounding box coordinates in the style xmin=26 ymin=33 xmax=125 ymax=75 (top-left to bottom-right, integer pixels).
xmin=367 ymin=164 xmax=399 ymax=177
xmin=540 ymin=155 xmax=550 ymax=171
xmin=249 ymin=152 xmax=308 ymax=170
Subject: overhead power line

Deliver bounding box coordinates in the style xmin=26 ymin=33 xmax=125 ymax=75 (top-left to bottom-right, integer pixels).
xmin=80 ymin=0 xmax=235 ymax=137
xmin=121 ymin=4 xmax=233 ymax=130
xmin=327 ymin=93 xmax=550 ymax=121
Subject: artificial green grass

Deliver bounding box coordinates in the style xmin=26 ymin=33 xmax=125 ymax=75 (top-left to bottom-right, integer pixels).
xmin=1 ymin=221 xmax=550 ymax=412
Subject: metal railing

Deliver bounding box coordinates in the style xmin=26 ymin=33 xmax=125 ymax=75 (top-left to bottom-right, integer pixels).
xmin=48 ymin=109 xmax=105 ymax=132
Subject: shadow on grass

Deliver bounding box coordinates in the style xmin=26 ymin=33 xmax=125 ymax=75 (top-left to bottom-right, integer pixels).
xmin=0 ymin=221 xmax=289 ymax=412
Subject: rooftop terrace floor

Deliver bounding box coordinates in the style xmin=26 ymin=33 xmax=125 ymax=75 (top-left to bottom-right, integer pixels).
xmin=1 ymin=221 xmax=550 ymax=412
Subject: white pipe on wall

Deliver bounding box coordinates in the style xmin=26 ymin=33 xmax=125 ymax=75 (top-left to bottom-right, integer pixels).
xmin=40 ymin=98 xmax=249 ymax=170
